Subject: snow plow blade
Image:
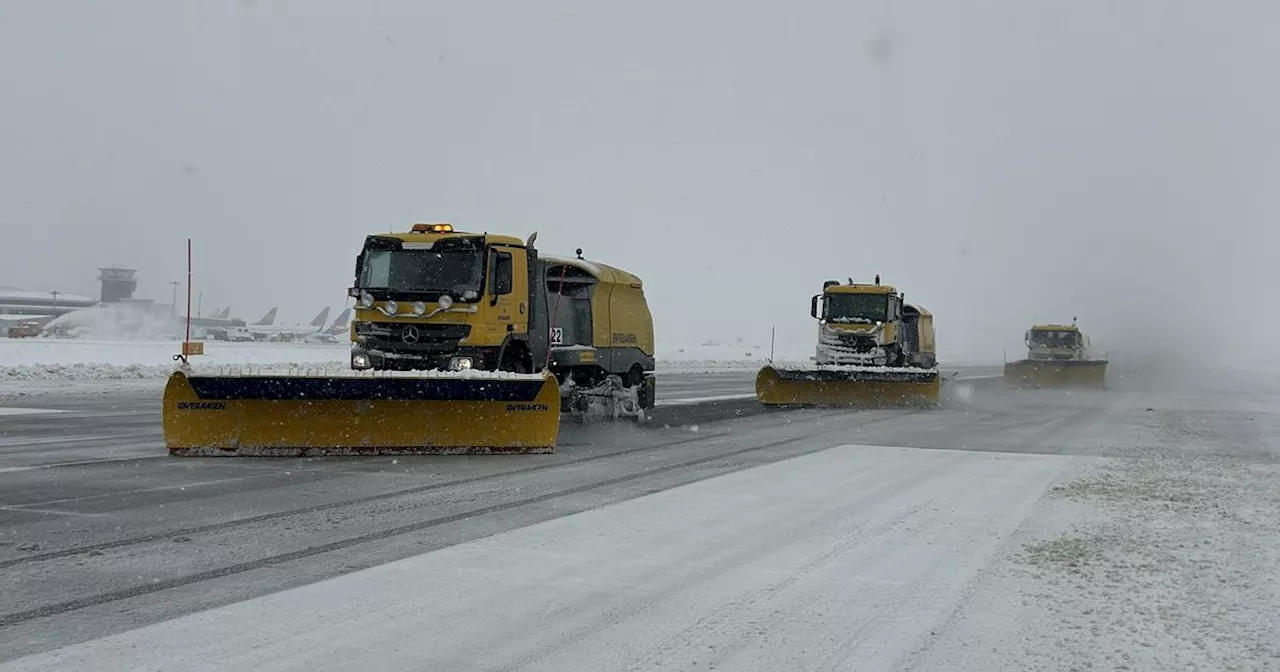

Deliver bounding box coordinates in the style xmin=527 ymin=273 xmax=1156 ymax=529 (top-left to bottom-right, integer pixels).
xmin=755 ymin=365 xmax=940 ymax=408
xmin=162 ymin=369 xmax=561 ymax=456
xmin=1003 ymin=359 xmax=1108 ymax=390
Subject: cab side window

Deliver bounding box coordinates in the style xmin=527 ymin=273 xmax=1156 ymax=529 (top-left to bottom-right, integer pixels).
xmin=490 ymin=251 xmax=513 ymax=295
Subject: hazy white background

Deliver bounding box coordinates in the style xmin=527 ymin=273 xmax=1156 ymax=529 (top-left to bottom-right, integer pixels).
xmin=3 ymin=1 xmax=1277 ymax=362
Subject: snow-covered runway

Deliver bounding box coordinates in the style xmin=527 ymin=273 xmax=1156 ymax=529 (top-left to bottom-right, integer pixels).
xmin=0 ymin=444 xmax=1078 ymax=671
xmin=1 ymin=365 xmax=1276 ymax=670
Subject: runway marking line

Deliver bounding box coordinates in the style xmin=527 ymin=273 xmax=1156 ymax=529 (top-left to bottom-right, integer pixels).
xmin=0 ymin=407 xmax=69 ymax=417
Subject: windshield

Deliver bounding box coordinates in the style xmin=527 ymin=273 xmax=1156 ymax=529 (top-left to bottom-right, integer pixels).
xmin=824 ymin=293 xmax=888 ymax=323
xmin=359 ymin=248 xmax=484 ymax=295
xmin=1030 ymin=330 xmax=1079 ymax=348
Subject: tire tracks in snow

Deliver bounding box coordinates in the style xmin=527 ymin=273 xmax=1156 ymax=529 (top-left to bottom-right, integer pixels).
xmin=0 ymin=410 xmax=918 ymax=629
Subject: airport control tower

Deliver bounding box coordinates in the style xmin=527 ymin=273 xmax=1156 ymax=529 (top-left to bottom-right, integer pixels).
xmin=98 ymin=267 xmax=138 ymax=303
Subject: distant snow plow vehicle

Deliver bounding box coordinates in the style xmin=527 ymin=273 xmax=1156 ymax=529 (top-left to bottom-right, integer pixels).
xmin=1003 ymin=320 xmax=1108 ymax=389
xmin=161 ymin=222 xmax=656 ymax=456
xmin=756 ymin=276 xmax=940 ymax=408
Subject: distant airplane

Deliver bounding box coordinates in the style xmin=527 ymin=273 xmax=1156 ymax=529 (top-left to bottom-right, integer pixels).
xmin=248 ymin=307 xmax=331 ymax=341
xmin=252 ymin=307 xmax=278 ymax=326
xmin=305 ymin=307 xmax=352 ymax=343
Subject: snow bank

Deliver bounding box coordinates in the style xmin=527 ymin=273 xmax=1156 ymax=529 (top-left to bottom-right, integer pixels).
xmin=0 ymin=340 xmax=348 ymax=386
xmin=658 ymin=339 xmax=796 ymax=363
xmin=1 ymin=339 xmax=347 ymax=367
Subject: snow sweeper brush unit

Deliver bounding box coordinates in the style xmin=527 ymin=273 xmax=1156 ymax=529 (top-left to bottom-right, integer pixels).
xmin=162 ymin=368 xmax=561 ymax=456
xmin=756 ymin=277 xmax=941 ymax=408
xmin=1003 ymin=321 xmax=1108 ymax=390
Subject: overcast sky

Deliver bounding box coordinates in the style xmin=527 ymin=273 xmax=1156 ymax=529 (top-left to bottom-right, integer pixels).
xmin=3 ymin=1 xmax=1277 ymax=361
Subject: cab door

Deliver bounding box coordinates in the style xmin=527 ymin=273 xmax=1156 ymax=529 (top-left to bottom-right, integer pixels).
xmin=487 ymin=246 xmax=528 ymax=341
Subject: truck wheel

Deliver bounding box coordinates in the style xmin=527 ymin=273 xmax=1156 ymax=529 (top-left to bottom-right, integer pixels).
xmin=501 ymin=347 xmax=532 ymax=374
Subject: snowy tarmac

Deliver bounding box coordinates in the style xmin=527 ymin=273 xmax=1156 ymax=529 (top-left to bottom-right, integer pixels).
xmin=1 ymin=364 xmax=1276 ymax=669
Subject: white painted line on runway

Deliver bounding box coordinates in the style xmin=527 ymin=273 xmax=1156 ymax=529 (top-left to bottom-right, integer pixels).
xmin=0 ymin=505 xmax=101 ymax=518
xmin=656 ymin=393 xmax=757 ymax=407
xmin=0 ymin=407 xmax=69 ymax=417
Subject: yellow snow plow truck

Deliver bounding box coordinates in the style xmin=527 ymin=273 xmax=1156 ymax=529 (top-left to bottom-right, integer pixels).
xmin=756 ymin=276 xmax=940 ymax=407
xmin=1003 ymin=320 xmax=1107 ymax=389
xmin=162 ymin=223 xmax=655 ymax=456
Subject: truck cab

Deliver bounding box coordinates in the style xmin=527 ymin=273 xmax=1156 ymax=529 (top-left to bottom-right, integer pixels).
xmin=348 ymin=223 xmax=542 ymax=373
xmin=1025 ymin=324 xmax=1090 ymax=361
xmin=809 ymin=276 xmax=935 ymax=368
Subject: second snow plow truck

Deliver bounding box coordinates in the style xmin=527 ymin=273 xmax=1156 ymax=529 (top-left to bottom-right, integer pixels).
xmin=1003 ymin=320 xmax=1107 ymax=389
xmin=756 ymin=276 xmax=940 ymax=407
xmin=162 ymin=223 xmax=655 ymax=456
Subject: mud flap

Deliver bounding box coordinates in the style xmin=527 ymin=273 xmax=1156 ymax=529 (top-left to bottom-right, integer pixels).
xmin=755 ymin=365 xmax=940 ymax=408
xmin=162 ymin=370 xmax=561 ymax=456
xmin=1003 ymin=360 xmax=1108 ymax=389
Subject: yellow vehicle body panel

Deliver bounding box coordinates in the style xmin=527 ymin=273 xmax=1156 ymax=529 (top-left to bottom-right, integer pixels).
xmin=546 ymin=255 xmax=655 ymax=358
xmin=162 ymin=370 xmax=561 ymax=456
xmin=755 ymin=365 xmax=940 ymax=408
xmin=598 ymin=280 xmax=654 ymax=356
xmin=1003 ymin=359 xmax=1108 ymax=389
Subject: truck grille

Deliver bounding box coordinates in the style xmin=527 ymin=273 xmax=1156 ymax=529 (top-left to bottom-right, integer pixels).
xmin=355 ymin=322 xmax=471 ymax=352
xmin=837 ymin=333 xmax=877 ymax=352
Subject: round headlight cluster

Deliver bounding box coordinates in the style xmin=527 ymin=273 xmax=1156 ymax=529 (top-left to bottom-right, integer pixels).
xmin=412 ymin=301 xmax=427 ymax=316
xmin=359 ymin=291 xmax=374 ymax=308
xmin=384 ymin=300 xmax=399 ymax=315
xmin=438 ymin=295 xmax=454 ymax=310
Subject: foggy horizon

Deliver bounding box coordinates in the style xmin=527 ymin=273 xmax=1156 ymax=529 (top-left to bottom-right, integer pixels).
xmin=4 ymin=1 xmax=1277 ymax=363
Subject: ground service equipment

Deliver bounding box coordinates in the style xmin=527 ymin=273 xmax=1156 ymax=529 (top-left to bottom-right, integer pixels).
xmin=162 ymin=368 xmax=561 ymax=456
xmin=756 ymin=276 xmax=941 ymax=407
xmin=348 ymin=224 xmax=656 ymax=420
xmin=161 ymin=222 xmax=655 ymax=456
xmin=1003 ymin=320 xmax=1107 ymax=389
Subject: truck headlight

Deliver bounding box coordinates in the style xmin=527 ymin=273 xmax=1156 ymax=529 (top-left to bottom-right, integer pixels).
xmin=411 ymin=301 xmax=427 ymax=316
xmin=384 ymin=300 xmax=398 ymax=315
xmin=359 ymin=291 xmax=374 ymax=308
xmin=438 ymin=295 xmax=454 ymax=310
xmin=447 ymin=357 xmax=472 ymax=371
xmin=351 ymin=353 xmax=371 ymax=369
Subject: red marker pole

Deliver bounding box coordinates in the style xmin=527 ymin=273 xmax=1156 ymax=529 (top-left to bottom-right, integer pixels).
xmin=185 ymin=238 xmax=192 ymax=347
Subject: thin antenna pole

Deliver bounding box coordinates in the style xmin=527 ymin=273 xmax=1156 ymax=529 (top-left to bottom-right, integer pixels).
xmin=770 ymin=326 xmax=775 ymax=362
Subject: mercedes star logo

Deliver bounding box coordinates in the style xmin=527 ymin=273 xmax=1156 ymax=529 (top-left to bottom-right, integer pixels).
xmin=402 ymin=325 xmax=420 ymax=344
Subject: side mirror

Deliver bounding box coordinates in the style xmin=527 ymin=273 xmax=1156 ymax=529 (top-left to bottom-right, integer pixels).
xmin=1024 ymin=330 xmax=1031 ymax=345
xmin=810 ymin=295 xmax=819 ymax=319
xmin=347 ymin=287 xmax=360 ymax=299
xmin=354 ymin=252 xmax=364 ymax=281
